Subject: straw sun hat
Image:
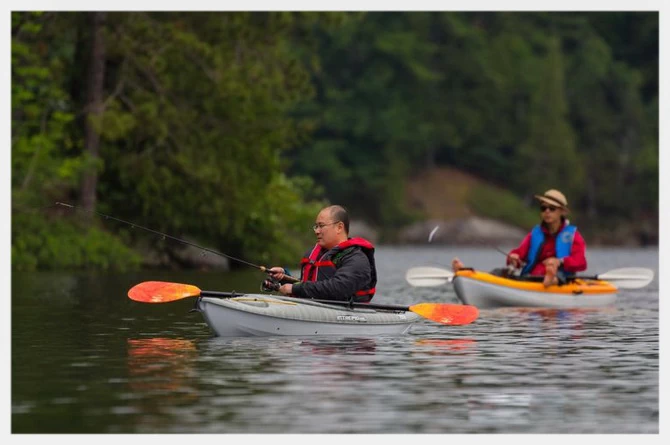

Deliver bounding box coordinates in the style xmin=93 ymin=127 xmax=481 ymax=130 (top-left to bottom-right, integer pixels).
xmin=534 ymin=189 xmax=569 ymax=211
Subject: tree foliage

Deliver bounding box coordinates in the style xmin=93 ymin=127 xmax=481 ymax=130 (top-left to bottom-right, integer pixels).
xmin=12 ymin=12 xmax=333 ymax=270
xmin=289 ymin=11 xmax=658 ymax=238
xmin=11 ymin=12 xmax=658 ymax=271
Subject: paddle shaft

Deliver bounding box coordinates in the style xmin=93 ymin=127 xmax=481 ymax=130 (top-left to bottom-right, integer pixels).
xmin=303 ymin=299 xmax=410 ymax=311
xmin=457 ymin=267 xmax=653 ymax=289
xmin=200 ymin=290 xmax=408 ymax=311
xmin=407 ymin=265 xmax=652 ymax=290
xmin=508 ymin=274 xmax=622 ymax=282
xmin=455 ymin=266 xmax=634 ymax=282
xmin=129 ymin=281 xmax=478 ymax=325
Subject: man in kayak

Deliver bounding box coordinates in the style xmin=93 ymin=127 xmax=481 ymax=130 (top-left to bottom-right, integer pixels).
xmin=452 ymin=189 xmax=587 ymax=287
xmin=267 ymin=205 xmax=377 ymax=302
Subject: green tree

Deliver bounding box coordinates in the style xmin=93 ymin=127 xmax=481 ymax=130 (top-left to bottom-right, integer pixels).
xmin=12 ymin=12 xmax=80 ymax=208
xmin=565 ymin=14 xmax=657 ymax=223
xmin=12 ymin=12 xmax=141 ymax=270
xmin=517 ymin=36 xmax=585 ymax=202
xmin=290 ymin=12 xmax=444 ymax=229
xmin=12 ymin=12 xmax=335 ymax=270
xmin=95 ymin=12 xmax=330 ymax=264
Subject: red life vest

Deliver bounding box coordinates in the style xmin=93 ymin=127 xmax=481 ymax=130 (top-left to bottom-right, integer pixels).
xmin=299 ymin=237 xmax=377 ymax=303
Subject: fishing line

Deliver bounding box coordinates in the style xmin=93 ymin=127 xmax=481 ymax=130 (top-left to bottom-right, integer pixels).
xmin=491 ymin=245 xmax=511 ymax=258
xmin=427 ymin=224 xmax=511 ymax=258
xmin=428 ymin=225 xmax=440 ymax=243
xmin=54 ymin=202 xmax=270 ymax=272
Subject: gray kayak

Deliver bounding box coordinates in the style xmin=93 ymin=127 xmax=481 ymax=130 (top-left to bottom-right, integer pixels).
xmin=195 ymin=294 xmax=421 ymax=337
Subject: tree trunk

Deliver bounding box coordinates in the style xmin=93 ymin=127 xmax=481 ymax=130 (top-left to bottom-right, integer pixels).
xmin=80 ymin=12 xmax=106 ymax=213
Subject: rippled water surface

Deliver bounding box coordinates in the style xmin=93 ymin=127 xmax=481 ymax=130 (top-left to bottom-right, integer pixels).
xmin=11 ymin=246 xmax=659 ymax=433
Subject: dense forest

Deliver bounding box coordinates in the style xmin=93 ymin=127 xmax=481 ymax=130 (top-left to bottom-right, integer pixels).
xmin=11 ymin=11 xmax=658 ymax=271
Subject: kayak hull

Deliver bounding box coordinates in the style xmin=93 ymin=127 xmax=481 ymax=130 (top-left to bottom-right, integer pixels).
xmin=196 ymin=294 xmax=421 ymax=337
xmin=452 ymin=270 xmax=618 ymax=309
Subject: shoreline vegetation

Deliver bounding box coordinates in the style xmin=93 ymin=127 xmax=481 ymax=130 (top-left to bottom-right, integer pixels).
xmin=12 ymin=165 xmax=657 ymax=273
xmin=11 ymin=12 xmax=658 ymax=271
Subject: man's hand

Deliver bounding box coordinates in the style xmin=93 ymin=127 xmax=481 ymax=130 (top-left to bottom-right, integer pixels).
xmin=278 ymin=284 xmax=293 ymax=295
xmin=268 ymin=267 xmax=285 ymax=281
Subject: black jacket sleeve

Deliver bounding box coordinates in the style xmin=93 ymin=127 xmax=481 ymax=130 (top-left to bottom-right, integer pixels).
xmin=290 ymin=247 xmax=371 ymax=301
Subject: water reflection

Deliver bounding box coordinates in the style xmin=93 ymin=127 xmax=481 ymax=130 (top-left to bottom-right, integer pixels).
xmin=299 ymin=338 xmax=377 ymax=355
xmin=468 ymin=392 xmax=533 ymax=426
xmin=294 ymin=338 xmax=379 ymax=386
xmin=414 ymin=337 xmax=477 ymax=353
xmin=126 ymin=337 xmax=198 ymax=395
xmin=499 ymin=307 xmax=618 ymax=318
xmin=489 ymin=307 xmax=619 ymax=340
xmin=466 ymin=390 xmax=572 ymax=429
xmin=10 ymin=247 xmax=659 ymax=433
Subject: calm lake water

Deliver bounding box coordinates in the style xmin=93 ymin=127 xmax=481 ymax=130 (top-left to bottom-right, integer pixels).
xmin=11 ymin=246 xmax=659 ymax=434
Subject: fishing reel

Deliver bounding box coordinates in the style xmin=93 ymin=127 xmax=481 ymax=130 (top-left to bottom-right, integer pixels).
xmin=261 ymin=276 xmax=281 ymax=293
xmin=506 ymin=263 xmax=522 ymax=277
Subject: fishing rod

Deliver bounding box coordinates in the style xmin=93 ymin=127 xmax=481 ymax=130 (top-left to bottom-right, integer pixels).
xmin=54 ymin=201 xmax=281 ymax=274
xmin=427 ymin=224 xmax=523 ymax=275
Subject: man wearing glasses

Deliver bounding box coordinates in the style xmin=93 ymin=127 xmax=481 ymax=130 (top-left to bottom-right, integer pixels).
xmin=452 ymin=189 xmax=587 ymax=287
xmin=267 ymin=205 xmax=377 ymax=302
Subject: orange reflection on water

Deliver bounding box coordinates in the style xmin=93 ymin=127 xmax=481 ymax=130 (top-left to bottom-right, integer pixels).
xmin=128 ymin=338 xmax=196 ymax=358
xmin=127 ymin=338 xmax=198 ymax=394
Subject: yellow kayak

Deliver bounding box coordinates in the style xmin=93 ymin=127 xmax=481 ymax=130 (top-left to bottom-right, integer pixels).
xmin=452 ymin=269 xmax=618 ymax=309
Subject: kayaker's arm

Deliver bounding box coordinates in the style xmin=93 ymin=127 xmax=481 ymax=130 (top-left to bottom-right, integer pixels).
xmin=560 ymin=230 xmax=587 ymax=273
xmin=508 ymin=233 xmax=531 ymax=266
xmin=290 ymin=249 xmax=371 ymax=301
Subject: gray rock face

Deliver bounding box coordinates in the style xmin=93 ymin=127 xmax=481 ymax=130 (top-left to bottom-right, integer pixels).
xmin=139 ymin=240 xmax=231 ymax=270
xmin=170 ymin=242 xmax=231 ymax=270
xmin=397 ymin=217 xmax=527 ymax=245
xmin=349 ymin=220 xmax=379 ymax=244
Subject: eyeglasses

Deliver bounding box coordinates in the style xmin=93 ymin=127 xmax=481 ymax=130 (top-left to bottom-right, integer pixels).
xmin=540 ymin=205 xmax=558 ymax=212
xmin=312 ymin=221 xmax=341 ymax=231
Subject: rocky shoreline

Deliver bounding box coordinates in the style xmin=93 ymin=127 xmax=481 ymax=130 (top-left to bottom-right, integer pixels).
xmin=351 ymin=217 xmax=527 ymax=245
xmin=144 ymin=217 xmax=657 ymax=271
xmin=351 ymin=217 xmax=658 ymax=248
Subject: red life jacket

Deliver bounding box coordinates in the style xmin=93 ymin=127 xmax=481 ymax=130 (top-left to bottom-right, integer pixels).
xmin=299 ymin=237 xmax=377 ymax=303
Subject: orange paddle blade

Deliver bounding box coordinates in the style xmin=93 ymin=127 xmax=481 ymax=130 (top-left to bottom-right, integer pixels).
xmin=409 ymin=303 xmax=479 ymax=326
xmin=128 ymin=281 xmax=201 ymax=303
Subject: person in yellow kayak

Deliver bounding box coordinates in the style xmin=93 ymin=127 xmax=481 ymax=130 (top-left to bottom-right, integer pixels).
xmin=267 ymin=205 xmax=377 ymax=302
xmin=452 ymin=189 xmax=587 ymax=287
